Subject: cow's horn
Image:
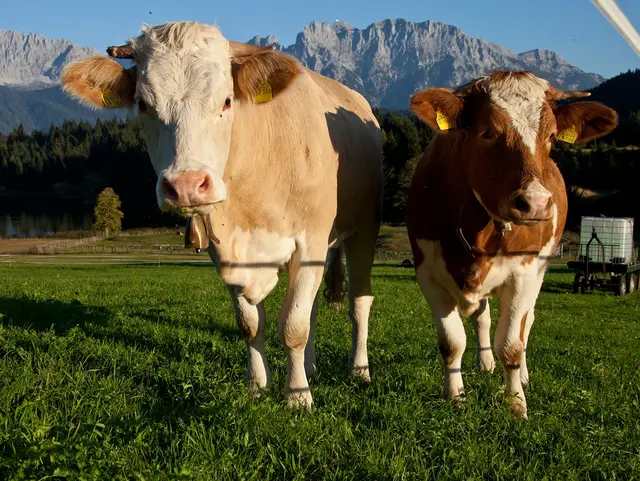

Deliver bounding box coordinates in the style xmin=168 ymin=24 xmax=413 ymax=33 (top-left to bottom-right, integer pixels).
xmin=229 ymin=40 xmax=276 ymax=58
xmin=107 ymin=44 xmax=134 ymax=59
xmin=548 ymin=86 xmax=591 ymax=101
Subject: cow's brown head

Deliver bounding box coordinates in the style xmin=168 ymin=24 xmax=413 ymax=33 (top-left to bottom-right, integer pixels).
xmin=410 ymin=71 xmax=618 ymax=225
xmin=61 ymin=21 xmax=301 ymax=216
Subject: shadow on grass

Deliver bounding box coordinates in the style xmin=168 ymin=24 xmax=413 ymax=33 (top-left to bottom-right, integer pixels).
xmin=0 ymin=296 xmax=110 ymax=334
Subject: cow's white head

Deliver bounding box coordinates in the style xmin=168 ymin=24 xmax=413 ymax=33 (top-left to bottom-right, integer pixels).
xmin=61 ymin=21 xmax=301 ymax=216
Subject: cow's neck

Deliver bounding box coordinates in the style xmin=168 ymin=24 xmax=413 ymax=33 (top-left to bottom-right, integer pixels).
xmin=455 ymin=185 xmax=512 ymax=259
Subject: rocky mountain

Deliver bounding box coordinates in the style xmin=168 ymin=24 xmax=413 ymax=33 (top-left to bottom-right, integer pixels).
xmin=0 ymin=30 xmax=100 ymax=88
xmin=0 ymin=30 xmax=124 ymax=133
xmin=248 ymin=19 xmax=604 ymax=109
xmin=0 ymin=19 xmax=605 ymax=132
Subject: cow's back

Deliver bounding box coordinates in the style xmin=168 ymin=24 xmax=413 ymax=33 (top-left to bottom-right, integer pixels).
xmin=226 ymin=69 xmax=382 ymax=238
xmin=307 ymin=71 xmax=383 ymax=236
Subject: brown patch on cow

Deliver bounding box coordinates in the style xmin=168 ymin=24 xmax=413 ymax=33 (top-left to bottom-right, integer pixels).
xmin=438 ymin=336 xmax=463 ymax=365
xmin=463 ymin=258 xmax=492 ymax=291
xmin=520 ymin=312 xmax=528 ymax=343
xmin=500 ymin=341 xmax=524 ymax=368
xmin=231 ymin=51 xmax=302 ymax=103
xmin=61 ymin=56 xmax=136 ymax=108
xmin=553 ymin=101 xmax=618 ymax=144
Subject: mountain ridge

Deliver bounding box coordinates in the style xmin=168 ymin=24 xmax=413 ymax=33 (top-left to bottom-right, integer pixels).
xmin=248 ymin=18 xmax=605 ymax=109
xmin=0 ymin=19 xmax=606 ymax=132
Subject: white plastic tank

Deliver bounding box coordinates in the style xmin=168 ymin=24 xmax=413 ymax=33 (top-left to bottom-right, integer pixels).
xmin=579 ymin=216 xmax=635 ymax=264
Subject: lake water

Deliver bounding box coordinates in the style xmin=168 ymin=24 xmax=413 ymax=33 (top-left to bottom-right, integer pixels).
xmin=0 ymin=198 xmax=94 ymax=238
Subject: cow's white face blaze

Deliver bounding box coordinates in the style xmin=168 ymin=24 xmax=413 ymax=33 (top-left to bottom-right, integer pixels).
xmin=132 ymin=23 xmax=235 ymax=215
xmin=410 ymin=71 xmax=618 ymax=226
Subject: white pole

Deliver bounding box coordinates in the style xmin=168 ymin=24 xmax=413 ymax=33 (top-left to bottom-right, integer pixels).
xmin=591 ymin=0 xmax=640 ymax=56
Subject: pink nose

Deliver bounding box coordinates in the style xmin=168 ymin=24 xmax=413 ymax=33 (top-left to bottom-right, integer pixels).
xmin=518 ymin=191 xmax=551 ymax=212
xmin=510 ymin=180 xmax=553 ymax=221
xmin=163 ymin=171 xmax=214 ymax=206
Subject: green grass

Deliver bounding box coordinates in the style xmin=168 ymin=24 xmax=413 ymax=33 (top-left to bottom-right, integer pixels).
xmin=0 ymin=263 xmax=638 ymax=480
xmin=94 ymin=231 xmax=186 ymax=248
xmin=376 ymin=225 xmax=411 ymax=253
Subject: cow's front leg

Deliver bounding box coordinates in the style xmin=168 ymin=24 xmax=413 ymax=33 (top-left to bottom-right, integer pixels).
xmin=230 ymin=291 xmax=271 ymax=395
xmin=416 ymin=268 xmax=467 ymax=400
xmin=519 ymin=307 xmax=535 ymax=388
xmin=495 ymin=273 xmax=544 ymax=418
xmin=278 ymin=254 xmax=324 ymax=409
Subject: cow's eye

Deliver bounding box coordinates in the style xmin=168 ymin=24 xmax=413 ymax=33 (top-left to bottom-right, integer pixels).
xmin=137 ymin=99 xmax=147 ymax=114
xmin=480 ymin=128 xmax=496 ymax=140
xmin=223 ymin=97 xmax=232 ymax=111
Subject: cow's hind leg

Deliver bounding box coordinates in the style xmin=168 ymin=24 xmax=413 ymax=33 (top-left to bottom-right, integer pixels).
xmin=230 ymin=292 xmax=271 ymax=395
xmin=471 ymin=299 xmax=495 ymax=372
xmin=304 ymin=295 xmax=319 ymax=378
xmin=343 ymin=225 xmax=378 ymax=383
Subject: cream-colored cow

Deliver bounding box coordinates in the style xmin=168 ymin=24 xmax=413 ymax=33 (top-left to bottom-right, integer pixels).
xmin=61 ymin=21 xmax=383 ymax=408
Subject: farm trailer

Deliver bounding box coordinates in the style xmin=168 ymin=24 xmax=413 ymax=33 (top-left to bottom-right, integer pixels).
xmin=567 ymin=216 xmax=640 ymax=296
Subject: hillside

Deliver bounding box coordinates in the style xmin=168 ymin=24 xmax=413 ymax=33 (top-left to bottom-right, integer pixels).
xmin=587 ymin=68 xmax=640 ymax=119
xmin=0 ymin=85 xmax=124 ymax=133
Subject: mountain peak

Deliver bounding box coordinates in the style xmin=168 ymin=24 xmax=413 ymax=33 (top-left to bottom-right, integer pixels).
xmin=0 ymin=29 xmax=100 ymax=88
xmin=0 ymin=21 xmax=605 ymax=132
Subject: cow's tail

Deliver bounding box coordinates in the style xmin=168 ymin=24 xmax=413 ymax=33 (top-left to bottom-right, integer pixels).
xmin=323 ymin=244 xmax=347 ymax=311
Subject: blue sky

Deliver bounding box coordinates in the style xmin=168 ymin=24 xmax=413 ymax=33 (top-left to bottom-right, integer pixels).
xmin=2 ymin=0 xmax=639 ymax=79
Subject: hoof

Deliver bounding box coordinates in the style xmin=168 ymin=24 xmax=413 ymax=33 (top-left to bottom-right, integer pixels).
xmin=285 ymin=390 xmax=313 ymax=410
xmin=508 ymin=395 xmax=528 ymax=419
xmin=350 ymin=366 xmax=371 ymax=384
xmin=247 ymin=378 xmax=270 ymax=397
xmin=477 ymin=352 xmax=496 ymax=373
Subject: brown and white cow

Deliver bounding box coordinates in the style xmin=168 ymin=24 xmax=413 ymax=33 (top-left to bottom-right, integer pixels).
xmin=61 ymin=21 xmax=383 ymax=408
xmin=407 ymin=71 xmax=617 ymax=417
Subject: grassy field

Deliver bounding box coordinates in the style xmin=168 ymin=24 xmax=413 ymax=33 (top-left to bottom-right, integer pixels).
xmin=0 ymin=263 xmax=639 ymax=480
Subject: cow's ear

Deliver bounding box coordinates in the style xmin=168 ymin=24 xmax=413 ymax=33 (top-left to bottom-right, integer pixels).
xmin=553 ymin=101 xmax=618 ymax=144
xmin=61 ymin=56 xmax=136 ymax=109
xmin=230 ymin=46 xmax=302 ymax=104
xmin=410 ymin=88 xmax=463 ymax=132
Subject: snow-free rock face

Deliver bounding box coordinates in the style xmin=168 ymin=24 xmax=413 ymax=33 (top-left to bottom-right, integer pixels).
xmin=248 ymin=19 xmax=604 ymax=109
xmin=0 ymin=19 xmax=604 ymax=132
xmin=0 ymin=30 xmax=100 ymax=88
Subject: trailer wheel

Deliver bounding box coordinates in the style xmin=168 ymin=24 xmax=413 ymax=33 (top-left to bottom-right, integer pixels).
xmin=617 ymin=276 xmax=627 ymax=296
xmin=573 ymin=273 xmax=585 ymax=294
xmin=628 ymin=273 xmax=638 ymax=294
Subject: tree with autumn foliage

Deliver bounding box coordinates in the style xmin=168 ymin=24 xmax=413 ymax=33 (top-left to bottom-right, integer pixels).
xmin=93 ymin=187 xmax=124 ymax=238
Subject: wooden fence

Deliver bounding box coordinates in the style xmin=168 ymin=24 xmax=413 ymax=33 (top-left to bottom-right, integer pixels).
xmin=28 ymin=234 xmax=106 ymax=254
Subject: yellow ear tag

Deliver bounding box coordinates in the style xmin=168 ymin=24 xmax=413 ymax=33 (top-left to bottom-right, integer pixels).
xmin=436 ymin=110 xmax=451 ymax=130
xmin=254 ymin=80 xmax=273 ymax=104
xmin=557 ymin=125 xmax=579 ymax=144
xmin=101 ymin=91 xmax=124 ymax=108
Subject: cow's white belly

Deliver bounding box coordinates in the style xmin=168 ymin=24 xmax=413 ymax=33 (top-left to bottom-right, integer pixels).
xmin=208 ymin=227 xmax=298 ymax=305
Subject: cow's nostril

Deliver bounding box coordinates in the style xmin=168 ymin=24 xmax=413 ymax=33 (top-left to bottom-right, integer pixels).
xmin=163 ymin=178 xmax=178 ymax=201
xmin=198 ymin=175 xmax=211 ymax=195
xmin=514 ymin=195 xmax=531 ymax=213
